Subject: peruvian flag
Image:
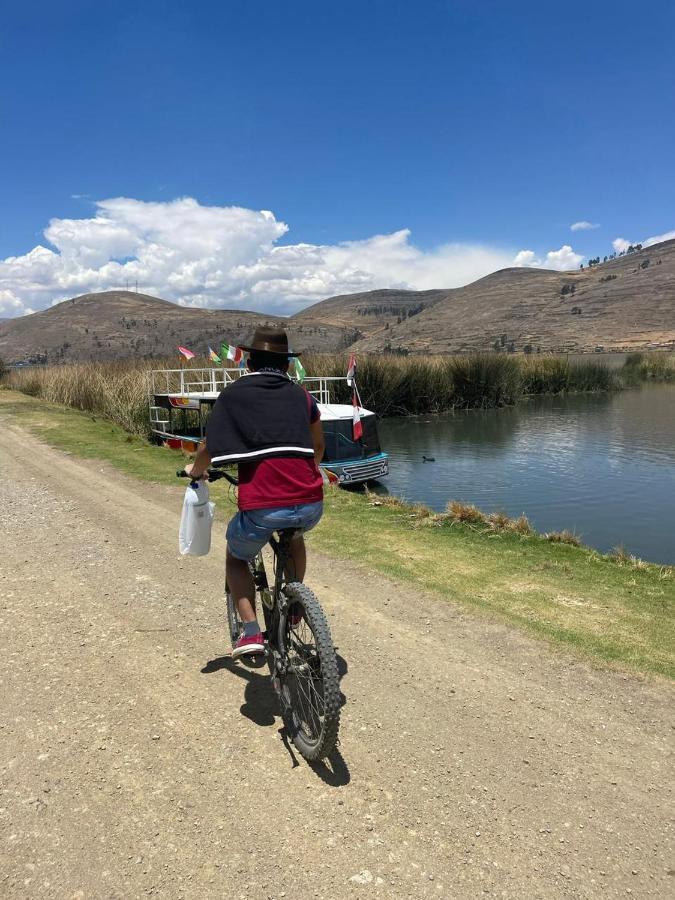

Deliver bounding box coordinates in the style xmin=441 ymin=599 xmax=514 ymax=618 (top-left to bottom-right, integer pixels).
xmin=178 ymin=345 xmax=195 ymax=360
xmin=352 ymin=390 xmax=363 ymax=441
xmin=346 ymin=353 xmax=357 ymax=387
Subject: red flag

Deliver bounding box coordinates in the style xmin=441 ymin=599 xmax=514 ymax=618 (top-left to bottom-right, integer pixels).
xmin=352 ymin=390 xmax=363 ymax=441
xmin=178 ymin=345 xmax=196 ymax=360
xmin=346 ymin=353 xmax=356 ymax=387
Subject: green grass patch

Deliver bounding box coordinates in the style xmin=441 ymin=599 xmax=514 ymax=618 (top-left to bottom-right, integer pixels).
xmin=3 ymin=389 xmax=673 ymax=679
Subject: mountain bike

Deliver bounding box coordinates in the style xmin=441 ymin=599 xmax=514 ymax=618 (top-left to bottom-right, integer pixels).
xmin=178 ymin=467 xmax=341 ymax=761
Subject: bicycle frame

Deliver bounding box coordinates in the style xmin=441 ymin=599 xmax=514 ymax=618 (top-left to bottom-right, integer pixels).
xmin=252 ymin=529 xmax=298 ymax=679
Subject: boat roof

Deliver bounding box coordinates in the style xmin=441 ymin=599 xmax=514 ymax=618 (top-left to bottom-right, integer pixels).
xmin=160 ymin=393 xmax=373 ymax=420
xmin=319 ymin=403 xmax=374 ymax=421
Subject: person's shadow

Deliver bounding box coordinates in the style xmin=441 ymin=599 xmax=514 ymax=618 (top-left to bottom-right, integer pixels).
xmin=201 ymin=653 xmax=350 ymax=785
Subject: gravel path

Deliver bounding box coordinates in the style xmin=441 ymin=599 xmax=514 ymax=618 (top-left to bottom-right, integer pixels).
xmin=0 ymin=420 xmax=672 ymax=898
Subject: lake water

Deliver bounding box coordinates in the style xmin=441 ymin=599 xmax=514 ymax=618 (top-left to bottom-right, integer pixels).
xmin=377 ymin=383 xmax=675 ymax=564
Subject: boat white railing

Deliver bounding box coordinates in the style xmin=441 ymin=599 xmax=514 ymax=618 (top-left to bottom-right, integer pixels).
xmin=148 ymin=367 xmax=244 ymax=397
xmin=301 ymin=377 xmax=347 ymax=405
xmin=148 ymin=369 xmax=349 ymax=405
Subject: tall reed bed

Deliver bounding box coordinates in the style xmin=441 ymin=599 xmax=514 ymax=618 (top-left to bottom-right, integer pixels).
xmin=303 ymin=352 xmax=616 ymax=414
xmin=5 ymin=361 xmax=150 ymax=434
xmin=520 ymin=356 xmax=616 ymax=394
xmin=3 ymin=352 xmax=622 ymax=432
xmin=622 ymin=352 xmax=675 ymax=382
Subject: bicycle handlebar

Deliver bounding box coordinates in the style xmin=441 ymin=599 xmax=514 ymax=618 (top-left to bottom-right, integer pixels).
xmin=176 ymin=468 xmax=239 ymax=486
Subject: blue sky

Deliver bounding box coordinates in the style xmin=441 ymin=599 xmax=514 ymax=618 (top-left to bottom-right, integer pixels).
xmin=1 ymin=0 xmax=673 ymax=316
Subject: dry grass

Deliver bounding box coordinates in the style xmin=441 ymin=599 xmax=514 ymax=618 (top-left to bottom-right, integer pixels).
xmin=486 ymin=511 xmax=512 ymax=531
xmin=446 ymin=500 xmax=487 ymax=525
xmin=3 ymin=361 xmax=150 ymax=434
xmin=1 ymin=349 xmax=666 ymax=430
xmin=0 ymin=349 xmax=647 ymax=431
xmin=610 ymin=544 xmax=631 ymax=564
xmin=443 ymin=501 xmax=534 ymax=536
xmin=510 ymin=514 xmax=534 ymax=535
xmin=545 ymin=529 xmax=583 ymax=547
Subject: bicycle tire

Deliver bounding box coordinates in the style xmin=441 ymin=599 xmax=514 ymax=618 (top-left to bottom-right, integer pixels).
xmin=277 ymin=582 xmax=340 ymax=761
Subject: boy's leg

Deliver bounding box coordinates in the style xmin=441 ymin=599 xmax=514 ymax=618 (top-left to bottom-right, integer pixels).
xmin=286 ymin=535 xmax=306 ymax=582
xmin=226 ymin=548 xmax=256 ymax=622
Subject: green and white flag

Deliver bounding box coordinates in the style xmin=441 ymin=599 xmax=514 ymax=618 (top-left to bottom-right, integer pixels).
xmin=294 ymin=358 xmax=306 ymax=382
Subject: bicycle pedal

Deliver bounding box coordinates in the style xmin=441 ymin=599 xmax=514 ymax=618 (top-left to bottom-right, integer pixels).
xmin=240 ymin=652 xmax=267 ymax=670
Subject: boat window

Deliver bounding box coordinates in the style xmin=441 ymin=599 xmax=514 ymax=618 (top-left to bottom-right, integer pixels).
xmin=322 ymin=414 xmax=381 ymax=461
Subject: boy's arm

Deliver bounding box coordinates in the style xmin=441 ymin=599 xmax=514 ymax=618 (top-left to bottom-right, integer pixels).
xmin=185 ymin=442 xmax=212 ymax=479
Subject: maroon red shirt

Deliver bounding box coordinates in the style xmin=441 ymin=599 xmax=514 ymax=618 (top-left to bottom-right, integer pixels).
xmin=237 ymin=392 xmax=323 ymax=511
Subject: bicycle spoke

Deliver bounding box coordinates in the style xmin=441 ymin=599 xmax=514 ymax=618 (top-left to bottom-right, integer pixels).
xmin=286 ymin=622 xmax=326 ymax=739
xmin=276 ymin=582 xmax=340 ymax=761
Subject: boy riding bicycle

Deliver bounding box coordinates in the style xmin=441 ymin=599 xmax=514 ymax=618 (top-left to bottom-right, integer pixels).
xmin=185 ymin=326 xmax=325 ymax=659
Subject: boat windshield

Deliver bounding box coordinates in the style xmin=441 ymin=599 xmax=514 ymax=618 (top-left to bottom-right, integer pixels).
xmin=322 ymin=414 xmax=381 ymax=462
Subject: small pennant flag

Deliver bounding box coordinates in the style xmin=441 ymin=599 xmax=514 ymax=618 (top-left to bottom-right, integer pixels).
xmin=239 ymin=353 xmax=247 ymax=369
xmin=221 ymin=342 xmax=243 ymax=365
xmin=208 ymin=347 xmax=221 ymax=364
xmin=178 ymin=345 xmax=195 ymax=360
xmin=352 ymin=389 xmax=363 ymax=441
xmin=294 ymin=358 xmax=306 ymax=382
xmin=346 ymin=353 xmax=356 ymax=387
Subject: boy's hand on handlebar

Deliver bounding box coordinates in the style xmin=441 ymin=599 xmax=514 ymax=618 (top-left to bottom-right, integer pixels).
xmin=184 ymin=462 xmax=207 ymax=480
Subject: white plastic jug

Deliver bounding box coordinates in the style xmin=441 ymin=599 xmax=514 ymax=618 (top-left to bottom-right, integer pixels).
xmin=178 ymin=480 xmax=215 ymax=556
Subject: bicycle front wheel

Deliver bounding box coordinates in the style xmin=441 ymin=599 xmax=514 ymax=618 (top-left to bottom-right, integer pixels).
xmin=277 ymin=582 xmax=341 ymax=761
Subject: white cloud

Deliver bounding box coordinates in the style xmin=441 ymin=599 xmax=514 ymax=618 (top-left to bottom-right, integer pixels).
xmin=513 ymin=244 xmax=583 ymax=271
xmin=512 ymin=250 xmax=538 ymax=267
xmin=642 ymin=229 xmax=675 ymax=248
xmin=570 ymin=221 xmax=599 ymax=231
xmin=0 ymin=197 xmax=586 ymax=317
xmin=0 ymin=289 xmax=32 ymax=316
xmin=613 ymin=229 xmax=675 ymax=255
xmin=544 ymin=245 xmax=584 ymax=270
xmin=612 ymin=237 xmax=632 ymax=253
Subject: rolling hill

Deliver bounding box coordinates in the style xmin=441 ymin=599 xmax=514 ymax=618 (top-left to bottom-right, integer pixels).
xmin=0 ymin=291 xmax=358 ymax=364
xmin=295 ymin=238 xmax=675 ymax=354
xmin=1 ymin=238 xmax=673 ymax=364
xmin=291 ymin=288 xmax=449 ymax=334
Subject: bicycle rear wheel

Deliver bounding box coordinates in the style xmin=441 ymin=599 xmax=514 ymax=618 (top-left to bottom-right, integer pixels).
xmin=277 ymin=582 xmax=340 ymax=761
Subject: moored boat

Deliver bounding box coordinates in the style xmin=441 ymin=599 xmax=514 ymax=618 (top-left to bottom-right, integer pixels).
xmin=148 ymin=367 xmax=389 ymax=484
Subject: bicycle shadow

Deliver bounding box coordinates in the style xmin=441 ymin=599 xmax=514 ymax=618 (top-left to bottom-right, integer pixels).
xmin=200 ymin=654 xmax=350 ymax=786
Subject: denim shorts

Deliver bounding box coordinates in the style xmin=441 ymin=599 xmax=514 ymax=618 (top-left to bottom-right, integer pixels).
xmin=226 ymin=501 xmax=324 ymax=561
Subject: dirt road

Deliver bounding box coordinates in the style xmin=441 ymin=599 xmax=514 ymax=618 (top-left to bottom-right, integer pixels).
xmin=1 ymin=421 xmax=672 ymax=898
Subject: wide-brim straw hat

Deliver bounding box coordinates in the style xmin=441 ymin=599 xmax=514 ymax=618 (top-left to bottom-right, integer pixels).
xmin=238 ymin=325 xmax=301 ymax=357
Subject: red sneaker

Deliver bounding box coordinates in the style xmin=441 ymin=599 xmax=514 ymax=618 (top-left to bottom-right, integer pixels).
xmin=232 ymin=631 xmax=265 ymax=660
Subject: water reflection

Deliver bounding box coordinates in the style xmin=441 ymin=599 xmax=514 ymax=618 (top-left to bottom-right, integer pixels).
xmin=377 ymin=384 xmax=675 ymax=564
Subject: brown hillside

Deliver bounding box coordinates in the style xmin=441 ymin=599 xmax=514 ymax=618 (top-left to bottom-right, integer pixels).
xmin=292 ymin=287 xmax=449 ymax=334
xmin=3 ymin=239 xmax=674 ymax=363
xmin=0 ymin=291 xmax=357 ymax=364
xmin=301 ymin=240 xmax=675 ymax=353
